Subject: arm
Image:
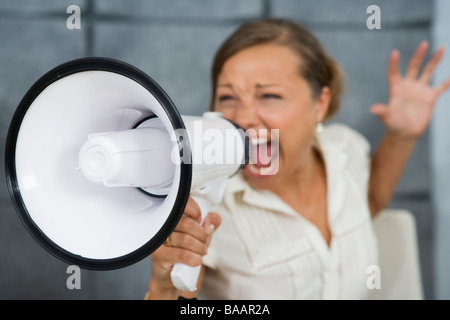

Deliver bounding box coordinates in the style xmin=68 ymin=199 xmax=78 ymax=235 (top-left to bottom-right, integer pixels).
xmin=368 ymin=41 xmax=450 ymax=218
xmin=369 ymin=133 xmax=415 ymax=217
xmin=146 ymin=197 xmax=221 ymax=299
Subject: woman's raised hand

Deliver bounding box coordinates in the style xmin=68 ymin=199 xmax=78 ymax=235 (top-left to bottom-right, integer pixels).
xmin=370 ymin=41 xmax=450 ymax=139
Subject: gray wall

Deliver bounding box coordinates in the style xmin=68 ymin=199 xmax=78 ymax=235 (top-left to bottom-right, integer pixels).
xmin=431 ymin=0 xmax=450 ymax=301
xmin=0 ymin=0 xmax=443 ymax=299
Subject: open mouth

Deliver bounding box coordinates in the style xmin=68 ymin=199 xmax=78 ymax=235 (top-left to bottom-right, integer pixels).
xmin=246 ymin=133 xmax=279 ymax=177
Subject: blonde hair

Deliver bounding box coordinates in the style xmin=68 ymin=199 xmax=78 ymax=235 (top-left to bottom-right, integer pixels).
xmin=209 ymin=18 xmax=344 ymax=121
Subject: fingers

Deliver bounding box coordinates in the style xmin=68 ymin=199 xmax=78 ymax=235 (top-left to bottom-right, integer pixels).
xmin=170 ymin=210 xmax=221 ymax=253
xmin=168 ymin=222 xmax=208 ymax=256
xmin=387 ymin=49 xmax=401 ymax=86
xmin=370 ymin=103 xmax=389 ymax=121
xmin=420 ymin=46 xmax=445 ymax=84
xmin=436 ymin=78 xmax=450 ymax=97
xmin=149 ymin=204 xmax=220 ymax=290
xmin=158 ymin=196 xmax=221 ymax=267
xmin=405 ymin=41 xmax=429 ymax=80
xmin=417 ymin=45 xmax=450 ymax=97
xmin=183 ymin=197 xmax=202 ymax=223
xmin=153 ymin=244 xmax=203 ymax=268
xmin=390 ymin=41 xmax=448 ymax=94
xmin=174 ymin=213 xmax=208 ymax=244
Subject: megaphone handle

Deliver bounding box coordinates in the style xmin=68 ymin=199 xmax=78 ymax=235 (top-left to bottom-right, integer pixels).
xmin=170 ymin=195 xmax=212 ymax=292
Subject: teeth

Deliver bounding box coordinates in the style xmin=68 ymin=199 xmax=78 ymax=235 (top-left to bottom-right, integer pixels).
xmin=250 ymin=136 xmax=268 ymax=145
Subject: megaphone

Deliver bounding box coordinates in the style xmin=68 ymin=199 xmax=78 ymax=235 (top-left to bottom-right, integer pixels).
xmin=5 ymin=57 xmax=249 ymax=292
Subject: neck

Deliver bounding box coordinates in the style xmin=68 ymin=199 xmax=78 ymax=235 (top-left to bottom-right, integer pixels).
xmin=274 ymin=147 xmax=324 ymax=200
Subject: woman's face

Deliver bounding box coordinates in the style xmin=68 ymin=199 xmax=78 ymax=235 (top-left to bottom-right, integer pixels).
xmin=214 ymin=44 xmax=330 ymax=190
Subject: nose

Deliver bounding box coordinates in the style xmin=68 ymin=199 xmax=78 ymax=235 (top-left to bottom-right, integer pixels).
xmin=234 ymin=101 xmax=261 ymax=130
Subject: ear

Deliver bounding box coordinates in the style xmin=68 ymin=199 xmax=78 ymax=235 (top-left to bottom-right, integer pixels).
xmin=314 ymin=86 xmax=331 ymax=122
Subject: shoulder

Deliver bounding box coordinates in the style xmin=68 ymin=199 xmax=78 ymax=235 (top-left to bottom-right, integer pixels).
xmin=318 ymin=123 xmax=372 ymax=186
xmin=320 ymin=123 xmax=371 ymax=155
xmin=321 ymin=123 xmax=370 ymax=149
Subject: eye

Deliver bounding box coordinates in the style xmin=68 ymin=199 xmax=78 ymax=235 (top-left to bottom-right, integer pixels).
xmin=218 ymin=95 xmax=236 ymax=102
xmin=261 ymin=93 xmax=282 ymax=100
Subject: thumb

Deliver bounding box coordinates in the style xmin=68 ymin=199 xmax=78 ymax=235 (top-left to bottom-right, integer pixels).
xmin=202 ymin=212 xmax=221 ymax=248
xmin=370 ymin=103 xmax=389 ymax=120
xmin=202 ymin=212 xmax=222 ymax=236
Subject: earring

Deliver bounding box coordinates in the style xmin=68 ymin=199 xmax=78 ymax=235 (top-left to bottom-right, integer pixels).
xmin=316 ymin=122 xmax=324 ymax=134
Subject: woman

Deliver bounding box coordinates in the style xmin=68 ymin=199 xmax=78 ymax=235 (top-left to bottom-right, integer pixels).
xmin=146 ymin=18 xmax=450 ymax=299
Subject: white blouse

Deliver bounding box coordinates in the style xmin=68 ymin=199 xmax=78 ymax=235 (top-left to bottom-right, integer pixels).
xmin=200 ymin=123 xmax=378 ymax=300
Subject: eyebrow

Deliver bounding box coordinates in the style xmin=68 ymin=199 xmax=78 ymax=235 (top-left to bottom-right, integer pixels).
xmin=217 ymin=83 xmax=233 ymax=88
xmin=217 ymin=83 xmax=282 ymax=89
xmin=255 ymin=83 xmax=282 ymax=89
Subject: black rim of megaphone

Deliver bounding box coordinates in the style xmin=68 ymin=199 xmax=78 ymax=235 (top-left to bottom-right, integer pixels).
xmin=4 ymin=57 xmax=193 ymax=270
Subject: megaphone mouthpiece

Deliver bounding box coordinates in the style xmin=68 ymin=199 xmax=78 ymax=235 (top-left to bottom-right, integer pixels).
xmin=78 ymin=126 xmax=175 ymax=191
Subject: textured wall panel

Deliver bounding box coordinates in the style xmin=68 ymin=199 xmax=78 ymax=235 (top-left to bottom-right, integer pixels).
xmin=271 ymin=0 xmax=432 ymax=24
xmin=95 ymin=0 xmax=264 ymax=19
xmin=94 ymin=23 xmax=240 ymax=116
xmin=0 ymin=0 xmax=85 ymax=12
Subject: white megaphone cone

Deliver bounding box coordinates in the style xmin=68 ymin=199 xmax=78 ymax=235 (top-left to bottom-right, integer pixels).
xmin=5 ymin=58 xmax=250 ymax=292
